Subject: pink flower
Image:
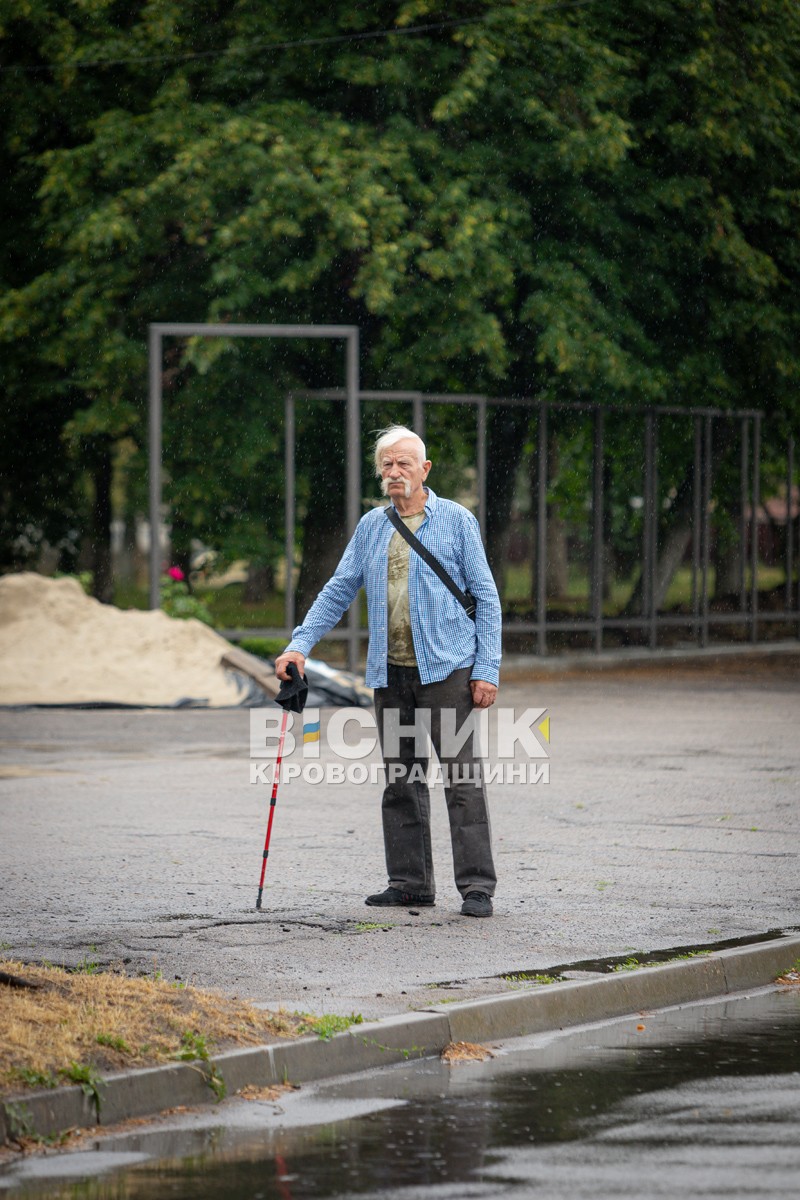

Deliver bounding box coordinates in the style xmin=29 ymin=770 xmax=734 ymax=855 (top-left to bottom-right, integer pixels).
xmin=167 ymin=566 xmax=185 ymax=581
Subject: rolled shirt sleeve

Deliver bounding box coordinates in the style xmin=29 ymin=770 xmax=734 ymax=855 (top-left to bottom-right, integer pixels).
xmin=285 ymin=520 xmax=366 ymax=657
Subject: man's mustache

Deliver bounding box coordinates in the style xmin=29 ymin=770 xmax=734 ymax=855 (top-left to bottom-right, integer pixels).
xmin=381 ymin=477 xmax=412 ymax=498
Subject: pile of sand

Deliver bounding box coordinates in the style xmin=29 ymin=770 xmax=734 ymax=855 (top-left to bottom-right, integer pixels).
xmin=0 ymin=573 xmax=250 ymax=707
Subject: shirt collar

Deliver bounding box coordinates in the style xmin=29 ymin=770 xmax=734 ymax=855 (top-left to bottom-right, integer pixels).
xmin=388 ymin=486 xmax=437 ymax=516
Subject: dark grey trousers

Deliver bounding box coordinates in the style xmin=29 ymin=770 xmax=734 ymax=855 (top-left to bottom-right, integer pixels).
xmin=373 ymin=665 xmax=497 ymax=898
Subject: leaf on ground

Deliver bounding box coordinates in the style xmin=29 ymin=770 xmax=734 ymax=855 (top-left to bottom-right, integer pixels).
xmin=238 ymin=1082 xmax=299 ymax=1101
xmin=440 ymin=1041 xmax=494 ymax=1064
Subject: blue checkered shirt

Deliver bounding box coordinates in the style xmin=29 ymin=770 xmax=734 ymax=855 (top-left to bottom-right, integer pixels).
xmin=286 ymin=487 xmax=501 ymax=688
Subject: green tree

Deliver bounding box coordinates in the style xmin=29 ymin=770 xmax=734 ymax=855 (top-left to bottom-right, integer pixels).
xmin=1 ymin=0 xmax=798 ymax=612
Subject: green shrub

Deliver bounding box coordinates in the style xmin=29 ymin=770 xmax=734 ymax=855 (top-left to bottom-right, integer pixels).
xmin=160 ymin=570 xmax=214 ymax=626
xmin=238 ymin=636 xmax=286 ymax=659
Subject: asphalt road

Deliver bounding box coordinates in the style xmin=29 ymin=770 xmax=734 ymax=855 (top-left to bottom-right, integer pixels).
xmin=1 ymin=652 xmax=798 ymax=1019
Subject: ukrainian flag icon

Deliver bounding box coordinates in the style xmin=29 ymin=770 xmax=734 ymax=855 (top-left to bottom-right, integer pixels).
xmin=303 ymin=710 xmax=320 ymax=757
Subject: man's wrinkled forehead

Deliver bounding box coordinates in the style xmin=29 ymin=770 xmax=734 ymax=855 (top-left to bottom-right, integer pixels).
xmin=380 ymin=438 xmax=422 ymax=464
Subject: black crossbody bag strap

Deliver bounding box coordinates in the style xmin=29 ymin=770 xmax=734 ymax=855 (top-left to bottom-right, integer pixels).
xmin=385 ymin=506 xmax=476 ymax=620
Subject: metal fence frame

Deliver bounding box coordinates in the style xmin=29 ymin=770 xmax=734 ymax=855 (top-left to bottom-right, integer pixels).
xmin=517 ymin=400 xmax=773 ymax=656
xmin=283 ymin=391 xmax=798 ymax=667
xmin=147 ymin=334 xmax=798 ymax=668
xmin=147 ymin=322 xmax=360 ymax=660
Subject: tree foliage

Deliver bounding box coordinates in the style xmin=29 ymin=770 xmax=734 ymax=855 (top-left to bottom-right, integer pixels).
xmin=1 ymin=0 xmax=799 ymax=591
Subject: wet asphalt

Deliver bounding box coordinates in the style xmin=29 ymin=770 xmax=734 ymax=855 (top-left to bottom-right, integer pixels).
xmin=1 ymin=653 xmax=798 ymax=1020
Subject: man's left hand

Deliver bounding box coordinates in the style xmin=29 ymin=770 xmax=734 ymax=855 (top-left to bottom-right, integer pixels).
xmin=470 ymin=680 xmax=497 ymax=708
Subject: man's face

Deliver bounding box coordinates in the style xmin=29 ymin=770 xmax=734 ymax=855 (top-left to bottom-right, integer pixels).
xmin=379 ymin=438 xmax=431 ymax=501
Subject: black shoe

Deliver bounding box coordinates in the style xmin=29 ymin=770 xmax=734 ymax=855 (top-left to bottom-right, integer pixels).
xmin=365 ymin=887 xmax=435 ymax=907
xmin=461 ymin=891 xmax=493 ymax=917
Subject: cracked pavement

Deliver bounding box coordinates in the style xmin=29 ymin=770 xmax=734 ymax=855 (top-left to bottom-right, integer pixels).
xmin=1 ymin=652 xmax=799 ymax=1020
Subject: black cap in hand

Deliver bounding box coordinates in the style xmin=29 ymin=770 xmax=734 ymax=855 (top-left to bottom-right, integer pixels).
xmin=275 ymin=661 xmax=309 ymax=713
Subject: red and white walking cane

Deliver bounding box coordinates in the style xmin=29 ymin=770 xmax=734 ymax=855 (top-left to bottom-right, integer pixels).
xmin=256 ymin=661 xmax=308 ymax=911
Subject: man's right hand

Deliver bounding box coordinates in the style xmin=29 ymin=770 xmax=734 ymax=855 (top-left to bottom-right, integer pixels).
xmin=274 ymin=651 xmax=306 ymax=681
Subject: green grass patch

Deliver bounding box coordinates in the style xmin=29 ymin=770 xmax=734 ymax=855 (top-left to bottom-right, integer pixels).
xmin=58 ymin=1062 xmax=103 ymax=1119
xmin=174 ymin=1030 xmax=212 ymax=1062
xmin=95 ymin=1033 xmax=133 ymax=1055
xmin=173 ymin=1029 xmax=227 ymax=1101
xmin=11 ymin=1068 xmax=58 ymax=1090
xmin=295 ymin=1012 xmax=364 ymax=1041
xmin=612 ymin=949 xmax=713 ymax=973
xmin=72 ymin=948 xmax=101 ymax=975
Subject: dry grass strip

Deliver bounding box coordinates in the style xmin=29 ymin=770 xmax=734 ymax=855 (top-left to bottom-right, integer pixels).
xmin=440 ymin=1041 xmax=494 ymax=1064
xmin=0 ymin=959 xmax=308 ymax=1095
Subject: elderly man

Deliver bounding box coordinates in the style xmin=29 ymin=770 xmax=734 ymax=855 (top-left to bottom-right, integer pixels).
xmin=275 ymin=425 xmax=501 ymax=917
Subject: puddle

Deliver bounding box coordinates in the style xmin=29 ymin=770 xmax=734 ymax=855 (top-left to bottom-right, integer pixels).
xmin=2 ymin=988 xmax=799 ymax=1198
xmin=0 ymin=1154 xmax=149 ymax=1186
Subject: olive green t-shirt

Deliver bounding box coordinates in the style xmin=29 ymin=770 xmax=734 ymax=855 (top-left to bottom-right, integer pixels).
xmin=386 ymin=511 xmax=426 ymax=667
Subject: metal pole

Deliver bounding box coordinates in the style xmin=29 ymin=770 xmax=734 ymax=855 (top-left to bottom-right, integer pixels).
xmin=692 ymin=417 xmax=701 ymax=644
xmin=740 ymin=418 xmax=749 ymax=614
xmin=412 ymin=393 xmax=425 ymax=441
xmin=346 ymin=329 xmax=361 ymax=674
xmin=591 ymin=406 xmax=604 ymax=653
xmin=786 ymin=435 xmax=794 ymax=613
xmin=284 ymin=392 xmax=296 ymax=637
xmin=701 ymin=416 xmax=712 ymax=648
xmin=650 ymin=413 xmax=659 ymax=649
xmin=643 ymin=410 xmax=654 ymax=623
xmin=149 ymin=322 xmax=359 ymax=340
xmin=536 ymin=402 xmax=548 ymax=656
xmin=477 ymin=397 xmax=487 ymax=540
xmin=148 ymin=326 xmax=163 ymax=610
xmin=751 ymin=414 xmax=761 ymax=643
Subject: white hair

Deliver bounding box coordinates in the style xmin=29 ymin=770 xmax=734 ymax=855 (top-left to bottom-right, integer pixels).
xmin=373 ymin=425 xmax=427 ymax=478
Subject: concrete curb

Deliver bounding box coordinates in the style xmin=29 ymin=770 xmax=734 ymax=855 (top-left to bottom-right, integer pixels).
xmin=3 ymin=933 xmax=799 ymax=1146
